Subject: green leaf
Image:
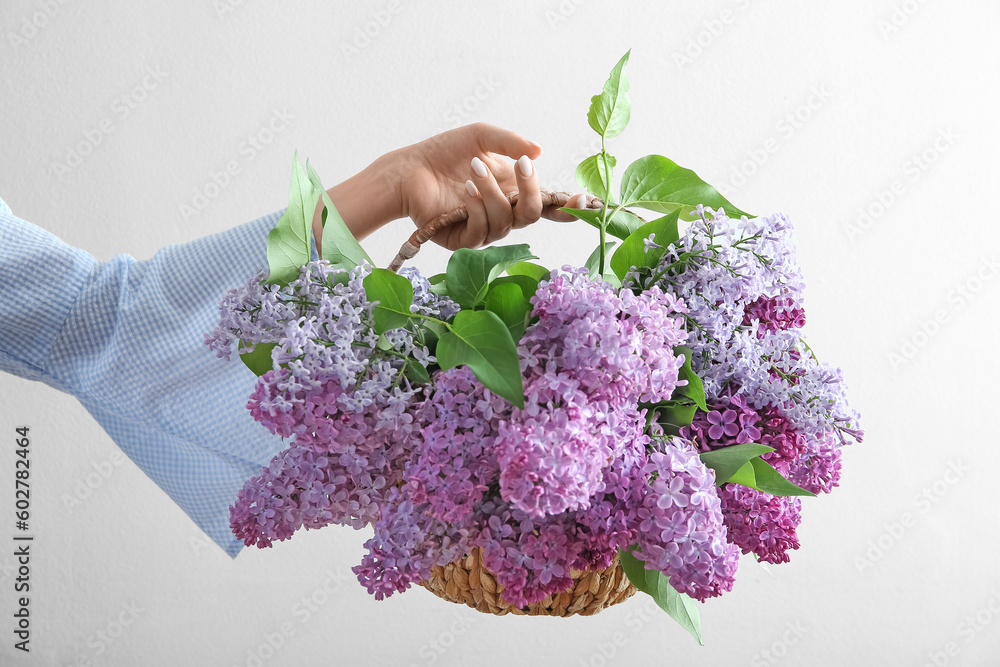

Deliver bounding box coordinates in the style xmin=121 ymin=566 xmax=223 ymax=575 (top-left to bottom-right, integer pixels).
xmin=619 ymin=154 xmax=752 ymax=219
xmin=403 ymin=357 xmax=431 ymax=384
xmin=265 ymin=151 xmax=318 ymax=286
xmin=746 ymin=457 xmax=816 ymax=497
xmin=587 ymin=50 xmax=631 ymax=139
xmin=561 ymin=206 xmax=645 ymax=241
xmin=700 ymin=443 xmax=776 ymax=486
xmin=305 ymin=160 xmax=373 ymax=268
xmin=651 ymin=569 xmax=703 ymax=646
xmin=446 ymin=245 xmax=538 ymax=309
xmin=609 ymin=209 xmax=681 ymax=281
xmin=423 ymin=318 xmax=448 ymax=340
xmin=238 ymin=340 xmax=277 ymax=377
xmin=619 ymin=546 xmax=703 ymax=645
xmin=675 ymin=346 xmax=708 ymax=411
xmin=491 ymin=274 xmax=540 ymax=302
xmin=505 ymin=261 xmax=550 ymax=283
xmin=484 ymin=282 xmax=533 ymax=342
xmin=584 ymin=241 xmax=620 ymax=284
xmin=362 ymin=268 xmax=417 ymax=334
xmin=727 ymin=461 xmax=758 ymax=488
xmin=619 ymin=545 xmax=655 ymax=596
xmin=437 ymin=310 xmax=524 ymax=408
xmin=657 ymin=401 xmax=697 ymax=428
xmin=576 ymin=153 xmax=617 ymax=200
xmin=724 ymin=458 xmax=816 ymax=497
xmin=428 ymin=272 xmax=449 ymax=296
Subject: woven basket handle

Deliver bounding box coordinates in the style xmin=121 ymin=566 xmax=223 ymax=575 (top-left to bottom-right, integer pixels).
xmin=387 ymin=188 xmax=605 ymax=272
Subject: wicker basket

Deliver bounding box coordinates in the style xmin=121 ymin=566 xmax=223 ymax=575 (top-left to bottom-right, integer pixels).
xmin=397 ymin=189 xmax=636 ymax=616
xmin=419 ymin=548 xmax=638 ymax=617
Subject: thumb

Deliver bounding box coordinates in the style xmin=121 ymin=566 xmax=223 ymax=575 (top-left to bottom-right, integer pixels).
xmin=470 ymin=122 xmax=543 ymax=161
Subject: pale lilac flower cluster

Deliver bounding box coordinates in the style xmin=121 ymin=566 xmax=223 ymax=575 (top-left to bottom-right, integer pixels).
xmin=404 ymin=366 xmax=505 ymax=524
xmin=633 ymin=439 xmax=740 ymax=600
xmin=638 ymin=206 xmax=863 ymax=445
xmin=206 ymin=261 xmax=450 ymax=415
xmin=353 ymin=485 xmax=470 ymax=601
xmin=206 ymin=260 xmax=457 ymax=547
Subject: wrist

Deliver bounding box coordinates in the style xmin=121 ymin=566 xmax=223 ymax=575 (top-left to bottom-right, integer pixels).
xmin=312 ymin=154 xmax=402 ymax=256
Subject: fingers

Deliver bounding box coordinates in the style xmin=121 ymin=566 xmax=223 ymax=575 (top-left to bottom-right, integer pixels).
xmin=544 ymin=193 xmax=589 ymax=222
xmin=448 ymin=123 xmax=594 ymax=248
xmin=466 ymin=152 xmax=591 ymax=246
xmin=469 ymin=122 xmax=542 ymax=161
xmin=458 ymin=178 xmax=489 ymax=250
xmin=463 ymin=122 xmax=592 ymax=228
xmin=470 ymin=156 xmax=515 ymax=245
xmin=511 ymin=155 xmax=542 ymax=230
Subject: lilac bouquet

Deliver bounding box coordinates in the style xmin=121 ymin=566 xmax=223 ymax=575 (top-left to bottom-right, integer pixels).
xmin=205 ymin=51 xmax=862 ymax=642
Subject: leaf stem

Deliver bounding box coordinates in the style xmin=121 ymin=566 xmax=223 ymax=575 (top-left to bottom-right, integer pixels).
xmin=598 ymin=136 xmax=613 ymax=276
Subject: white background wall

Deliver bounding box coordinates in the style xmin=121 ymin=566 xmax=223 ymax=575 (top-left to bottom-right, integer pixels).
xmin=1 ymin=1 xmax=998 ymax=665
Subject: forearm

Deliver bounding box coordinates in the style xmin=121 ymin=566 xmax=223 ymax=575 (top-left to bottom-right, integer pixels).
xmin=0 ymin=208 xmax=99 ymax=377
xmin=312 ymin=153 xmax=402 ymax=256
xmin=0 ymin=204 xmax=300 ymax=557
xmin=8 ymin=209 xmax=312 ymax=398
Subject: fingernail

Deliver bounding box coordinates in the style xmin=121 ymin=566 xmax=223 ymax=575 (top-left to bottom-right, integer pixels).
xmin=517 ymin=155 xmax=533 ymax=178
xmin=465 ymin=179 xmax=479 ymax=198
xmin=528 ymin=140 xmax=543 ymax=154
xmin=571 ymin=193 xmax=587 ymax=208
xmin=471 ymin=156 xmax=488 ymax=179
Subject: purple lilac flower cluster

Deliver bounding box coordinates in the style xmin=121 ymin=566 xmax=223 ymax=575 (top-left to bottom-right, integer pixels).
xmin=354 ymin=269 xmax=740 ymax=607
xmin=681 ymin=393 xmax=826 ymax=563
xmin=635 ymin=441 xmax=741 ymax=599
xmin=634 ymin=205 xmax=862 ymax=564
xmin=496 ymin=271 xmax=687 ymax=518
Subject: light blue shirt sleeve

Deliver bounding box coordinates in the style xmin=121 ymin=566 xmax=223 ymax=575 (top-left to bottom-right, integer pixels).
xmin=0 ymin=195 xmax=319 ymax=557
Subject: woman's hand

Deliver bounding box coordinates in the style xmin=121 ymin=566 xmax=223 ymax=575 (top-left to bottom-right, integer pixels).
xmin=316 ymin=123 xmax=586 ymax=255
xmin=388 ymin=122 xmax=585 ymax=250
